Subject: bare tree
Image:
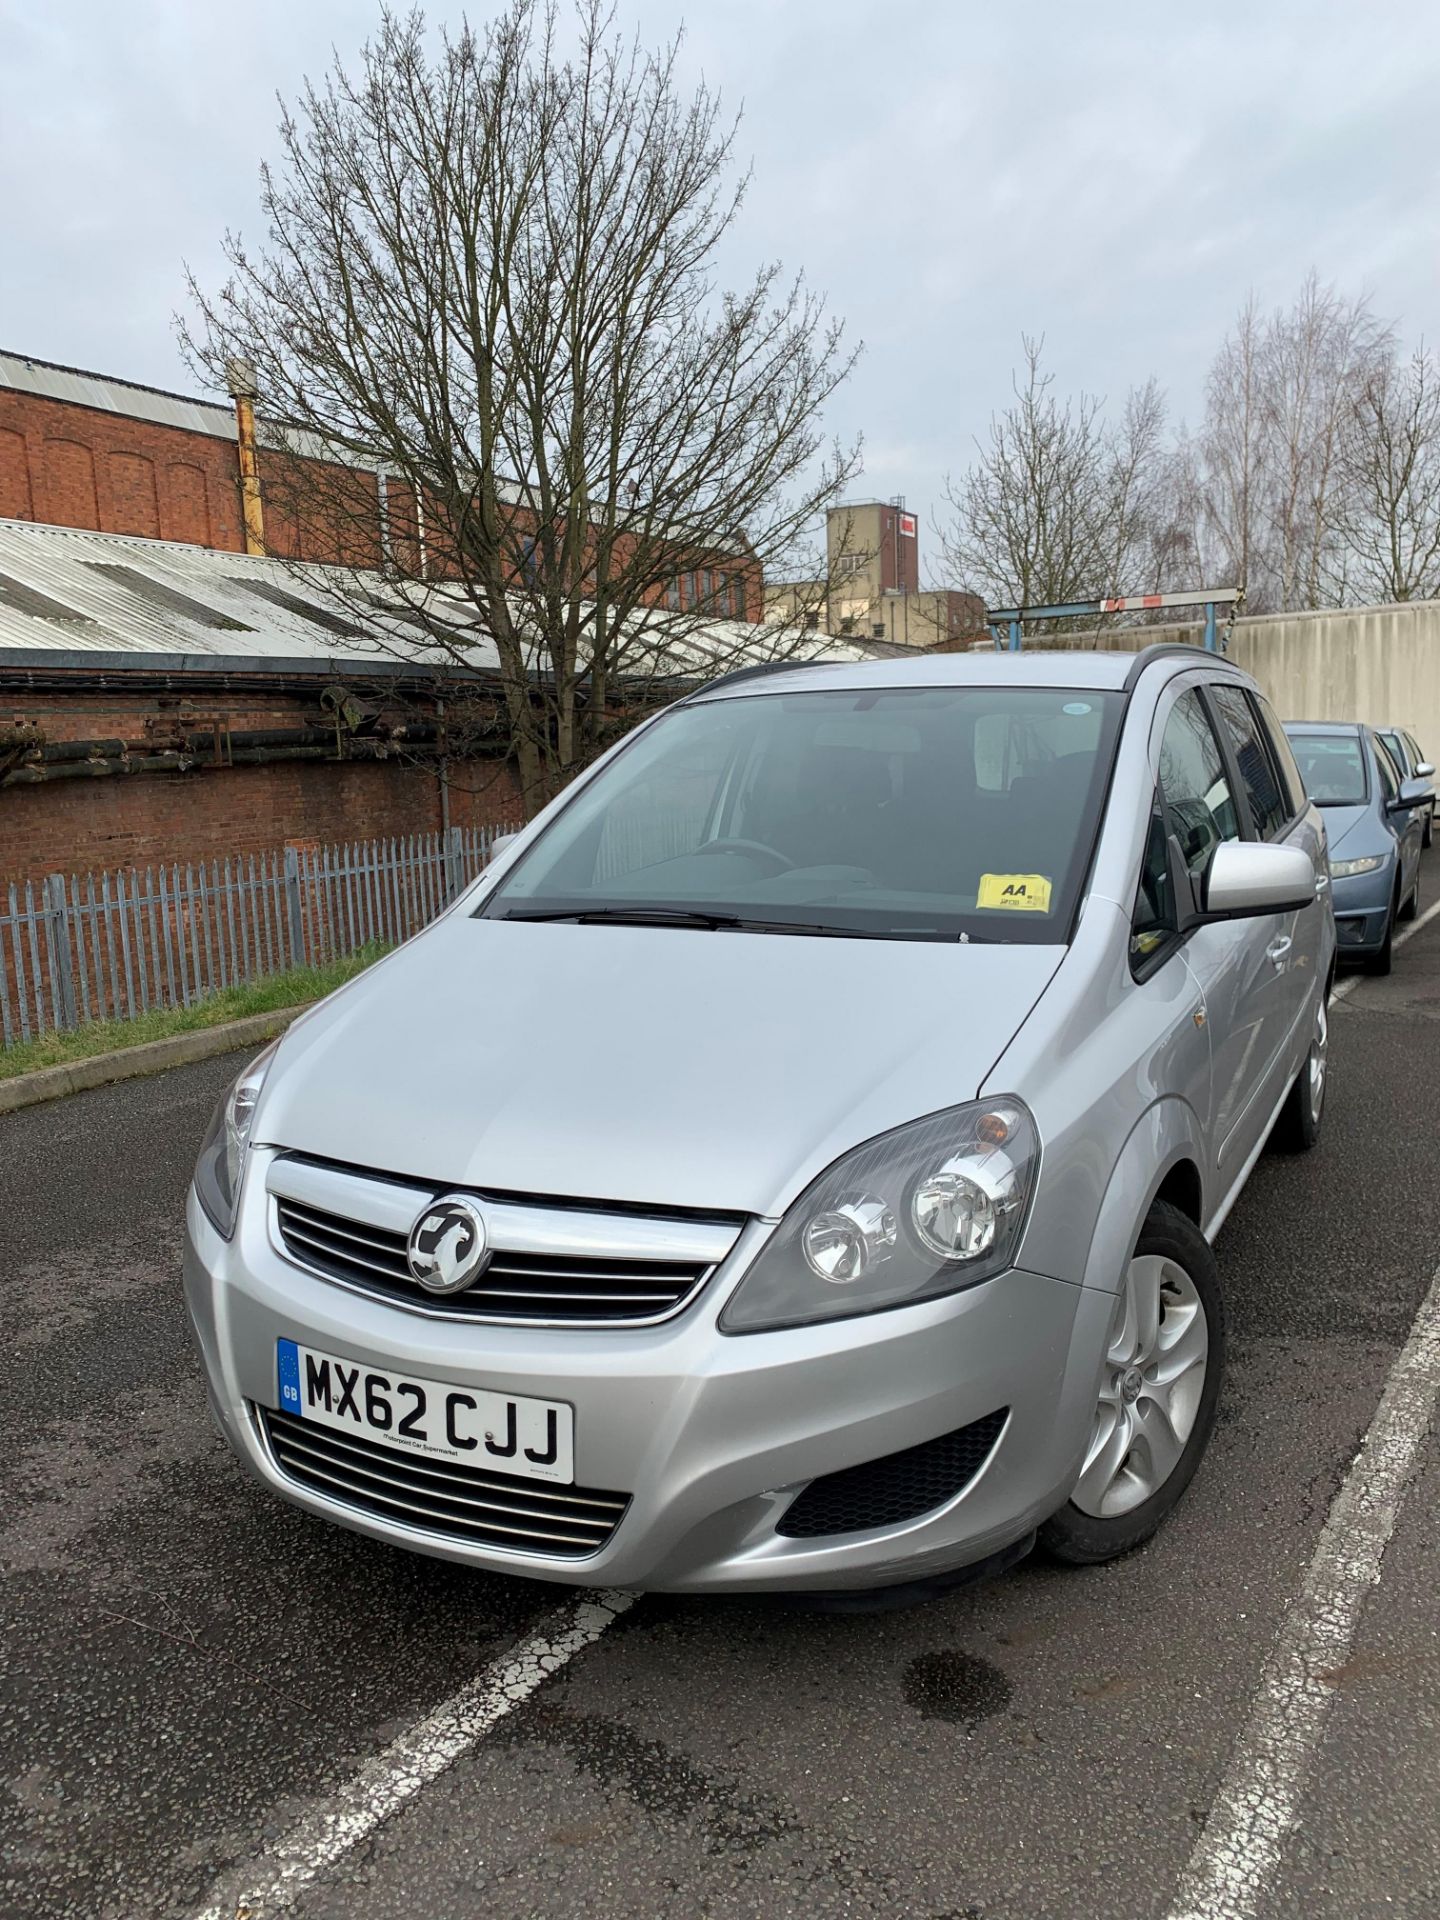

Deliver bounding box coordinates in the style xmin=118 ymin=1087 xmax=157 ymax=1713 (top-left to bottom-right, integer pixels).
xmin=1335 ymin=343 xmax=1440 ymax=604
xmin=182 ymin=3 xmax=858 ymax=815
xmin=1196 ymin=278 xmax=1391 ymax=611
xmin=1195 ymin=294 xmax=1267 ymax=600
xmin=935 ymin=337 xmax=1171 ymax=625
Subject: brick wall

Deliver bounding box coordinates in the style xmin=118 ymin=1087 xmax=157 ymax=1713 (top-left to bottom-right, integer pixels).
xmin=1 ymin=380 xmax=766 ymax=616
xmin=1 ymin=757 xmax=521 ymax=886
xmin=0 ymin=390 xmax=246 ymax=550
xmin=1 ymin=682 xmax=521 ymax=887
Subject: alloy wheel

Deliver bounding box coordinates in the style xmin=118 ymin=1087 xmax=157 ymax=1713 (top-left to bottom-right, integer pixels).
xmin=1308 ymin=995 xmax=1329 ymax=1123
xmin=1071 ymin=1255 xmax=1210 ymax=1519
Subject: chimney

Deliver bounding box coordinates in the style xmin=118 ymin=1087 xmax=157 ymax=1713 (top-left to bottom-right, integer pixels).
xmin=226 ymin=357 xmax=266 ymax=556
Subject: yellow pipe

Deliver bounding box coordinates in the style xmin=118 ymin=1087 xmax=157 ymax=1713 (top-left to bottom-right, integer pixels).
xmin=233 ymin=390 xmax=266 ymax=556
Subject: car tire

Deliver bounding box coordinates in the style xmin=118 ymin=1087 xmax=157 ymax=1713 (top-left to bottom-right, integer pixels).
xmin=1363 ymin=894 xmax=1398 ymax=974
xmin=1272 ymin=988 xmax=1329 ymax=1152
xmin=1039 ymin=1201 xmax=1224 ymax=1566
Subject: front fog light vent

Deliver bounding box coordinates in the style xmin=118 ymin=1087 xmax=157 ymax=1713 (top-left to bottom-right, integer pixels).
xmin=776 ymin=1408 xmax=1009 ymax=1538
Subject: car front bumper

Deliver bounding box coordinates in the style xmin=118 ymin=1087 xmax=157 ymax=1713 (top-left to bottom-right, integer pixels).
xmin=184 ymin=1183 xmax=1115 ymax=1594
xmin=1330 ymin=861 xmax=1396 ymax=955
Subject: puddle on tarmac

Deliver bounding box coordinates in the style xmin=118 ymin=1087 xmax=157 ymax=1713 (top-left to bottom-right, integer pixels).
xmin=903 ymin=1649 xmax=1012 ymax=1724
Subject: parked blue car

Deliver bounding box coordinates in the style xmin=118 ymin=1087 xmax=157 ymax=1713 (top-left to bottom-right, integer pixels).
xmin=1377 ymin=726 xmax=1436 ymax=850
xmin=1283 ymin=721 xmax=1427 ymax=974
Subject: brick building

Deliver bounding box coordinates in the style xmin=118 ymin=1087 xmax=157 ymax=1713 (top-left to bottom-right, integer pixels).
xmin=764 ymin=499 xmax=986 ymax=649
xmin=0 ymin=351 xmax=794 ymax=889
xmin=0 ymin=516 xmax=528 ymax=885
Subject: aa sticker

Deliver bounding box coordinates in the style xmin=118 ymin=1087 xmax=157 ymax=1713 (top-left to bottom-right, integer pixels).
xmin=977 ymin=873 xmax=1053 ymax=913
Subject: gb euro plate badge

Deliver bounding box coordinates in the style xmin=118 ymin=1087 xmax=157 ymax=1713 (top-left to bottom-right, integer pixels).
xmin=275 ymin=1337 xmax=574 ymax=1483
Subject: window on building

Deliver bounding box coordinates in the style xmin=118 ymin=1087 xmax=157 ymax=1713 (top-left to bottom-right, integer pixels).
xmin=665 ymin=576 xmax=682 ymax=612
xmin=835 ymin=553 xmax=867 ymax=576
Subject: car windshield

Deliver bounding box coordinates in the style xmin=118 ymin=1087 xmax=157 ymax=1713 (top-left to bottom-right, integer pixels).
xmin=1285 ymin=730 xmax=1368 ymax=805
xmin=483 ymin=684 xmax=1124 ymax=943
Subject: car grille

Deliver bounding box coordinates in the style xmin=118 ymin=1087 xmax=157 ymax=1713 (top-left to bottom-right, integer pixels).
xmin=776 ymin=1408 xmax=1009 ymax=1538
xmin=274 ymin=1195 xmax=713 ymax=1324
xmin=259 ymin=1406 xmax=629 ymax=1558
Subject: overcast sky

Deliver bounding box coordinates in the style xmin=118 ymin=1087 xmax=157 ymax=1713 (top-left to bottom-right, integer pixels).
xmin=3 ymin=0 xmax=1438 ymax=571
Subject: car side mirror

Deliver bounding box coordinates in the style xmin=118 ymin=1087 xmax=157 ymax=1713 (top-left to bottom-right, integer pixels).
xmin=1390 ymin=777 xmax=1432 ymax=812
xmin=484 ymin=831 xmax=520 ymax=866
xmin=1415 ymin=761 xmax=1435 ymax=779
xmin=1196 ymin=841 xmax=1317 ymax=921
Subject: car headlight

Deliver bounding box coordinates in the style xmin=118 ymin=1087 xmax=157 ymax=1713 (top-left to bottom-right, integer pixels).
xmin=193 ymin=1042 xmax=278 ymax=1238
xmin=1328 ymin=855 xmax=1385 ymax=878
xmin=720 ymin=1099 xmax=1039 ymax=1334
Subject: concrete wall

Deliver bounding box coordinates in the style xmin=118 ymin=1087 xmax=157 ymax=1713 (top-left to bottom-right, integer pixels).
xmin=1045 ymin=599 xmax=1440 ymax=754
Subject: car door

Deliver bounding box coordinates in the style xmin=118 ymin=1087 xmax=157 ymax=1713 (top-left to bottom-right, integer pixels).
xmin=1372 ymin=731 xmax=1422 ymax=901
xmin=1149 ymin=682 xmax=1272 ymax=1181
xmin=1208 ymin=683 xmax=1325 ymax=1111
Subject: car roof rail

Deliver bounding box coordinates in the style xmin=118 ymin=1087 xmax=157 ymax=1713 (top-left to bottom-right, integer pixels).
xmin=1121 ymin=642 xmax=1240 ymax=691
xmin=684 ymin=656 xmax=836 ymax=699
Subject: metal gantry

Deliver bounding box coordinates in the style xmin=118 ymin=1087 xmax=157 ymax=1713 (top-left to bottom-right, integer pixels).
xmin=987 ymin=587 xmax=1244 ymax=654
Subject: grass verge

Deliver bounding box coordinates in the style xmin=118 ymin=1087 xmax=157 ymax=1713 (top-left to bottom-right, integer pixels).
xmin=0 ymin=944 xmax=389 ymax=1082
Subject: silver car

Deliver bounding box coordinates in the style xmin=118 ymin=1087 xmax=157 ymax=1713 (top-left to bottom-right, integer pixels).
xmin=1376 ymin=725 xmax=1435 ymax=850
xmin=184 ymin=646 xmax=1334 ymax=1597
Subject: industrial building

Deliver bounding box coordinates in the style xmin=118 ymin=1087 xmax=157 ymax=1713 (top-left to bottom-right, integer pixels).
xmin=0 ymin=350 xmax=843 ymax=886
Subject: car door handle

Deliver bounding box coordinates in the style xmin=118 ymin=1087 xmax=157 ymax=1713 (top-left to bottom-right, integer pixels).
xmin=1266 ymin=935 xmax=1293 ymax=968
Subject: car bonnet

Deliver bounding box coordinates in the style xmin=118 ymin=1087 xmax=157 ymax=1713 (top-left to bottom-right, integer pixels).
xmin=253 ymin=914 xmax=1066 ymax=1218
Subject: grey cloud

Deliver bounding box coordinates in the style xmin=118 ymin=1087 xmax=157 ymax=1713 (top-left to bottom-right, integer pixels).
xmin=3 ymin=0 xmax=1437 ymax=570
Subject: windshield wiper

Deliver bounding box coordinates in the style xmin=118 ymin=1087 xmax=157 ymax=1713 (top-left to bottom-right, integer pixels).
xmin=498 ymin=905 xmax=747 ymax=929
xmin=497 ymin=906 xmax=981 ymax=941
xmin=739 ymin=920 xmax=945 ymax=941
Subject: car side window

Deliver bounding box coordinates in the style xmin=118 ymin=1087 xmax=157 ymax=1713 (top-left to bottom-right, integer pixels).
xmin=1253 ymin=691 xmax=1307 ymax=815
xmin=1158 ymin=689 xmax=1240 ymax=880
xmin=1210 ymin=683 xmax=1289 ymax=839
xmin=1372 ymin=734 xmax=1399 ymax=802
xmin=1130 ymin=802 xmax=1176 ymax=969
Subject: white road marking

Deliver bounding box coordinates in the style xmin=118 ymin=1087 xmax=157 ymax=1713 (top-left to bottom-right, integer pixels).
xmin=1330 ymin=885 xmax=1440 ymax=1001
xmin=192 ymin=1588 xmax=635 ymax=1920
xmin=1165 ymin=1257 xmax=1440 ymax=1920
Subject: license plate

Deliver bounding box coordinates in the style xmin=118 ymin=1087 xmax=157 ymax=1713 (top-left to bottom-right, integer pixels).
xmin=275 ymin=1338 xmax=574 ymax=1484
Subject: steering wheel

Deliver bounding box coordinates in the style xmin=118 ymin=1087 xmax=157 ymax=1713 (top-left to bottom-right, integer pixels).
xmin=692 ymin=838 xmax=794 ymax=875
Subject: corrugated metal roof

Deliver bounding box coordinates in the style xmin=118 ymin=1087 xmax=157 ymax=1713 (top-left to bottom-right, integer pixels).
xmin=0 ymin=349 xmax=236 ymax=441
xmin=0 ymin=518 xmax=863 ymax=677
xmin=0 ymin=520 xmax=492 ymax=669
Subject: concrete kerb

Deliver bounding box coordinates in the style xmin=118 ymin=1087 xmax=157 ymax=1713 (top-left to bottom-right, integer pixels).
xmin=0 ymin=1005 xmax=309 ymax=1118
